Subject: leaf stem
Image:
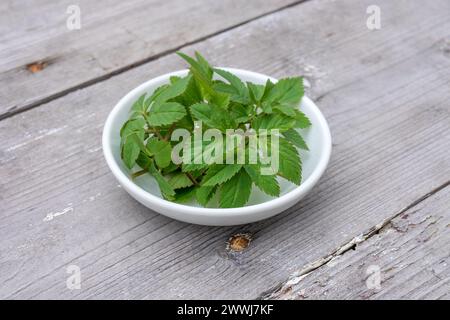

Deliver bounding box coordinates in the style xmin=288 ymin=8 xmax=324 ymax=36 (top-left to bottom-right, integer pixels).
xmin=131 ymin=169 xmax=148 ymax=179
xmin=185 ymin=172 xmax=199 ymax=186
xmin=164 ymin=123 xmax=177 ymax=141
xmin=154 ymin=129 xmax=164 ymax=140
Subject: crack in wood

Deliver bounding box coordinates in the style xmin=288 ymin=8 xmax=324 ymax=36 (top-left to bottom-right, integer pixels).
xmin=258 ymin=180 xmax=450 ymax=299
xmin=0 ymin=0 xmax=309 ymax=122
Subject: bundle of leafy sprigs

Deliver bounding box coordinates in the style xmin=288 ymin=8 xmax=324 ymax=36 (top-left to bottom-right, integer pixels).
xmin=120 ymin=51 xmax=311 ymax=208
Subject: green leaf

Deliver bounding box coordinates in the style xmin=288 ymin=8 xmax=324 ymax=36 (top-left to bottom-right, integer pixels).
xmin=189 ymin=103 xmax=211 ymax=124
xmin=152 ymin=75 xmax=192 ymax=107
xmin=168 ymin=172 xmax=194 ymax=189
xmin=190 ymin=103 xmax=235 ymax=131
xmin=147 ymin=137 xmax=172 ymax=168
xmin=177 ymin=74 xmax=203 ymax=106
xmin=209 ymin=92 xmax=230 ymax=109
xmin=174 ymin=186 xmax=197 ymax=203
xmin=282 ymin=128 xmax=309 ymax=150
xmin=177 ymin=52 xmax=214 ymax=95
xmin=195 ymin=51 xmax=214 ymax=79
xmin=182 ymin=163 xmax=209 ymax=172
xmin=143 ymin=85 xmax=170 ymax=110
xmin=148 ymin=161 xmax=175 ymax=199
xmin=219 ymin=169 xmax=252 ymax=208
xmin=265 ymin=77 xmax=304 ymax=106
xmin=291 ymin=110 xmax=312 ymax=128
xmin=120 ymin=118 xmax=146 ymax=169
xmin=162 ymin=162 xmax=179 ymax=175
xmin=210 ymin=105 xmax=235 ymax=130
xmin=274 ymin=104 xmax=297 ymax=117
xmin=201 ymin=164 xmax=242 ymax=187
xmin=174 ymin=114 xmax=194 ymax=131
xmin=251 ymin=114 xmax=295 ymax=131
xmin=120 ymin=118 xmax=146 ymax=138
xmin=213 ymin=80 xmax=235 ymax=94
xmin=211 ymin=80 xmax=236 ymax=107
xmin=247 ymin=82 xmax=265 ymax=103
xmin=229 ymin=103 xmax=251 ymax=124
xmin=122 ymin=135 xmax=141 ymax=169
xmin=148 ymin=102 xmax=186 ymax=126
xmin=177 ymin=52 xmax=230 ymax=108
xmin=244 ymin=164 xmax=280 ymax=197
xmin=195 ymin=185 xmax=217 ymax=206
xmin=261 ymin=79 xmax=275 ymax=101
xmin=136 ymin=152 xmax=152 ymax=170
xmin=130 ymin=93 xmax=148 ymax=114
xmin=261 ymin=101 xmax=273 ymax=113
xmin=213 ymin=68 xmax=249 ymax=104
xmin=271 ymin=137 xmax=302 ymax=185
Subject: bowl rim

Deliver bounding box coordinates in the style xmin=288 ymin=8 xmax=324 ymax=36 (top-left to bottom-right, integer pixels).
xmin=102 ymin=68 xmax=332 ymax=218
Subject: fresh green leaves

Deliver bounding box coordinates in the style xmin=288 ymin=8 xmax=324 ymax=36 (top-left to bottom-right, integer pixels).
xmin=177 ymin=52 xmax=213 ymax=90
xmin=177 ymin=52 xmax=230 ymax=108
xmin=201 ymin=164 xmax=242 ymax=187
xmin=273 ymin=137 xmax=302 ymax=185
xmin=148 ymin=161 xmax=175 ymax=200
xmin=282 ymin=128 xmax=309 ymax=150
xmin=244 ymin=164 xmax=280 ymax=197
xmin=168 ymin=172 xmax=194 ymax=189
xmin=248 ymin=82 xmax=265 ymax=103
xmin=219 ymin=168 xmax=252 ymax=208
xmin=265 ymin=77 xmax=304 ymax=107
xmin=213 ymin=68 xmax=249 ymax=104
xmin=120 ymin=118 xmax=146 ymax=169
xmin=254 ymin=77 xmax=306 ymax=121
xmin=153 ymin=75 xmax=192 ymax=106
xmin=195 ymin=186 xmax=217 ymax=206
xmin=120 ymin=51 xmax=311 ymax=207
xmin=190 ymin=102 xmax=235 ymax=131
xmin=229 ymin=103 xmax=251 ymax=124
xmin=147 ymin=137 xmax=172 ymax=168
xmin=131 ymin=93 xmax=150 ymax=115
xmin=148 ymin=102 xmax=186 ymax=126
xmin=252 ymin=114 xmax=296 ymax=131
xmin=292 ymin=110 xmax=312 ymax=128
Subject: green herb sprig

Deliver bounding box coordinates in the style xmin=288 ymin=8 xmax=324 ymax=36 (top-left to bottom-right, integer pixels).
xmin=120 ymin=51 xmax=311 ymax=208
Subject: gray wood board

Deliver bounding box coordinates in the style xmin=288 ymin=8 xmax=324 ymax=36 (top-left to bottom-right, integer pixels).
xmin=267 ymin=185 xmax=450 ymax=300
xmin=0 ymin=0 xmax=302 ymax=119
xmin=1 ymin=0 xmax=450 ymax=299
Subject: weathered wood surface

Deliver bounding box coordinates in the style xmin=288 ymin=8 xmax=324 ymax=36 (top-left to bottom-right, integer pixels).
xmin=266 ymin=185 xmax=450 ymax=300
xmin=0 ymin=0 xmax=301 ymax=119
xmin=1 ymin=0 xmax=449 ymax=299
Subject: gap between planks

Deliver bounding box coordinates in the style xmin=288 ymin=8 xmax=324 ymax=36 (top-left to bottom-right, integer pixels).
xmin=0 ymin=0 xmax=309 ymax=122
xmin=258 ymin=179 xmax=450 ymax=299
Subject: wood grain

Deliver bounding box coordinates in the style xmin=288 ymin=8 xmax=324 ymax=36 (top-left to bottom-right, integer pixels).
xmin=0 ymin=0 xmax=449 ymax=299
xmin=267 ymin=185 xmax=450 ymax=300
xmin=0 ymin=0 xmax=301 ymax=119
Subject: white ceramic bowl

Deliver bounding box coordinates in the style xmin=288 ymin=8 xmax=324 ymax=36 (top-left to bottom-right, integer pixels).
xmin=103 ymin=68 xmax=331 ymax=226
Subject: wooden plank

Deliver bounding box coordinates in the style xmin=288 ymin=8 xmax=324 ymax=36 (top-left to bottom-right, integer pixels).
xmin=0 ymin=0 xmax=301 ymax=119
xmin=267 ymin=185 xmax=450 ymax=300
xmin=1 ymin=0 xmax=450 ymax=299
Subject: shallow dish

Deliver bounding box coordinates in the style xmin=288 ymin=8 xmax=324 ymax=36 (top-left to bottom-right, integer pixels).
xmin=103 ymin=68 xmax=331 ymax=226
